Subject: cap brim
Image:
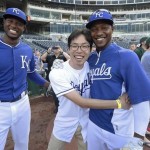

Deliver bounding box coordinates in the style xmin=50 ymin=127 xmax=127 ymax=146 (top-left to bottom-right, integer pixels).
xmin=86 ymin=19 xmax=113 ymax=29
xmin=3 ymin=14 xmax=26 ymax=24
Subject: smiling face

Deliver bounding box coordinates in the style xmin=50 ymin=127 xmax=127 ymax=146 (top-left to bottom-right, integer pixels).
xmin=3 ymin=16 xmax=26 ymax=45
xmin=90 ymin=21 xmax=114 ymax=51
xmin=69 ymin=34 xmax=91 ymax=70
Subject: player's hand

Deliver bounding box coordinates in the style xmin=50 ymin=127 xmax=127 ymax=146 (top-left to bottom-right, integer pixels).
xmin=45 ymin=83 xmax=53 ymax=97
xmin=51 ymin=59 xmax=64 ymax=70
xmin=47 ymin=48 xmax=51 ymax=54
xmin=47 ymin=83 xmax=52 ymax=92
xmin=119 ymin=93 xmax=131 ymax=109
xmin=44 ymin=82 xmax=50 ymax=88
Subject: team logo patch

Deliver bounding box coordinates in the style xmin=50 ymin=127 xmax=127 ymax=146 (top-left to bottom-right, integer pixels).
xmin=21 ymin=55 xmax=31 ymax=71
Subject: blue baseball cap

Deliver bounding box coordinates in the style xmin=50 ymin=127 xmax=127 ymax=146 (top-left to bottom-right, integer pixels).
xmin=3 ymin=8 xmax=27 ymax=24
xmin=86 ymin=9 xmax=114 ymax=29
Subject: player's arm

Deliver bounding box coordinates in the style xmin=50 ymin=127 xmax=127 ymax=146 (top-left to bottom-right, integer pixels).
xmin=28 ymin=72 xmax=49 ymax=88
xmin=133 ymin=101 xmax=150 ymax=140
xmin=120 ymin=51 xmax=150 ymax=140
xmin=27 ymin=53 xmax=49 ymax=88
xmin=50 ymin=69 xmax=130 ymax=110
xmin=64 ymin=90 xmax=129 ymax=109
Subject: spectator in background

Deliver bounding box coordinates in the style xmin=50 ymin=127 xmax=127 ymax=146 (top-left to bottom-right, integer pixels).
xmin=41 ymin=46 xmax=70 ymax=113
xmin=41 ymin=46 xmax=70 ymax=81
xmin=34 ymin=50 xmax=45 ymax=77
xmin=141 ymin=37 xmax=150 ymax=144
xmin=0 ymin=8 xmax=49 ymax=150
xmin=134 ymin=37 xmax=148 ymax=60
xmin=141 ymin=38 xmax=150 ymax=79
xmin=129 ymin=43 xmax=137 ymax=51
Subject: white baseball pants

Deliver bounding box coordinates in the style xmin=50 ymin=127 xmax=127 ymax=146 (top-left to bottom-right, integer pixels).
xmin=0 ymin=95 xmax=31 ymax=150
xmin=87 ymin=120 xmax=130 ymax=150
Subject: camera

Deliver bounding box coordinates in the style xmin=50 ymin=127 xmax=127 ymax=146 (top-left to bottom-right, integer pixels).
xmin=52 ymin=46 xmax=59 ymax=50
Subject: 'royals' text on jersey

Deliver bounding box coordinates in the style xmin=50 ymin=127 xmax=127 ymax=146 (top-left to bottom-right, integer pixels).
xmin=88 ymin=43 xmax=150 ymax=136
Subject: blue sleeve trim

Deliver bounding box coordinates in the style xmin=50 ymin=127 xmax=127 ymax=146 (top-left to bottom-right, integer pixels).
xmin=56 ymin=88 xmax=74 ymax=96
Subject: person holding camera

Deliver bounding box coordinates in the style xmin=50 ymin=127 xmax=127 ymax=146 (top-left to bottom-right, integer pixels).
xmin=41 ymin=46 xmax=70 ymax=113
xmin=41 ymin=46 xmax=70 ymax=81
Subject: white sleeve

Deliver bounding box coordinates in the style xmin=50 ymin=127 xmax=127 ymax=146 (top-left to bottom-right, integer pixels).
xmin=49 ymin=69 xmax=75 ymax=97
xmin=133 ymin=101 xmax=150 ymax=136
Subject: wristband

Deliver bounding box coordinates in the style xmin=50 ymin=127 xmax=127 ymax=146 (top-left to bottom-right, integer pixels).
xmin=116 ymin=99 xmax=122 ymax=109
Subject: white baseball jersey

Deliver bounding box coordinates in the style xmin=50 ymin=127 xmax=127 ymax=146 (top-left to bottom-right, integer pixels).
xmin=49 ymin=60 xmax=91 ymax=143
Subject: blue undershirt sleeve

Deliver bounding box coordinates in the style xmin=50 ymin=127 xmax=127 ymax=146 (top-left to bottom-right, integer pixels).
xmin=27 ymin=71 xmax=47 ymax=86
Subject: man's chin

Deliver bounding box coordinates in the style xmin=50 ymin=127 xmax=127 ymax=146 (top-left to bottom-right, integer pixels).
xmin=9 ymin=36 xmax=19 ymax=40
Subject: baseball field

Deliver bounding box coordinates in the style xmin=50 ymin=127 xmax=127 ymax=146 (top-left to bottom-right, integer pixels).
xmin=4 ymin=95 xmax=150 ymax=150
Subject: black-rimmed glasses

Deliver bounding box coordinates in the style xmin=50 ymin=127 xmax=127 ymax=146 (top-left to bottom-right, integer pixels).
xmin=70 ymin=44 xmax=90 ymax=51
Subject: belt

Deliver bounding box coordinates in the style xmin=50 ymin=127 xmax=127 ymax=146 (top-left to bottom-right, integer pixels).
xmin=0 ymin=90 xmax=28 ymax=103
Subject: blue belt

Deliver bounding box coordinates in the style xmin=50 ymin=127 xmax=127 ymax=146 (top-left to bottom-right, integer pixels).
xmin=0 ymin=90 xmax=28 ymax=103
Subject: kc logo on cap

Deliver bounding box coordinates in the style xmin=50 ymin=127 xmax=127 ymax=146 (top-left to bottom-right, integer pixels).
xmin=3 ymin=8 xmax=27 ymax=24
xmin=93 ymin=11 xmax=104 ymax=18
xmin=12 ymin=8 xmax=20 ymax=15
xmin=86 ymin=9 xmax=114 ymax=29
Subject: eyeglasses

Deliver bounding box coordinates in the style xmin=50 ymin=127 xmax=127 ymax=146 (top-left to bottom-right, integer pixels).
xmin=70 ymin=44 xmax=90 ymax=51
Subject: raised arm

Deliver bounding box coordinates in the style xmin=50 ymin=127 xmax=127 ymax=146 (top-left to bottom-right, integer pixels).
xmin=41 ymin=47 xmax=51 ymax=62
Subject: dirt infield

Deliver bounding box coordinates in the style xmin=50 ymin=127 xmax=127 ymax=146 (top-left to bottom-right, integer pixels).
xmin=5 ymin=95 xmax=77 ymax=150
xmin=4 ymin=95 xmax=150 ymax=150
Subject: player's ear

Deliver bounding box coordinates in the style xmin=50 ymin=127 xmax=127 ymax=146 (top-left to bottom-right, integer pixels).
xmin=23 ymin=25 xmax=27 ymax=32
xmin=112 ymin=25 xmax=115 ymax=32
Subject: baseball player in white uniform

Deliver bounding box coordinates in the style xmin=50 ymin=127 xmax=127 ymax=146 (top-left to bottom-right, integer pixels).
xmin=0 ymin=8 xmax=49 ymax=150
xmin=47 ymin=29 xmax=130 ymax=150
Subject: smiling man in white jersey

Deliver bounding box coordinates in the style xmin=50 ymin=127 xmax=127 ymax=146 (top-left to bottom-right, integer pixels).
xmin=48 ymin=29 xmax=130 ymax=150
xmin=86 ymin=9 xmax=150 ymax=150
xmin=0 ymin=8 xmax=49 ymax=150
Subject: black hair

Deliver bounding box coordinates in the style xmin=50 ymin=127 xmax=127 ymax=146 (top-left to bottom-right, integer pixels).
xmin=68 ymin=28 xmax=93 ymax=50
